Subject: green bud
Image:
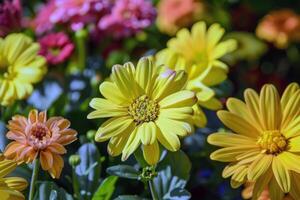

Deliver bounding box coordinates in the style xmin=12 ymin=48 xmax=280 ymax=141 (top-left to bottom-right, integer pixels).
xmin=69 ymin=155 xmax=81 ymax=167
xmin=87 ymin=130 xmax=96 ymax=141
xmin=140 ymin=166 xmax=157 ymax=181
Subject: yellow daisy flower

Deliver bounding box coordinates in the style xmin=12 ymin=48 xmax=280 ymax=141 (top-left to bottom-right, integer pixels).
xmin=88 ymin=57 xmax=197 ymax=165
xmin=0 ymin=33 xmax=47 ymax=106
xmin=156 ymin=21 xmax=237 ymax=127
xmin=208 ymin=83 xmax=300 ymax=199
xmin=0 ymin=154 xmax=28 ymax=200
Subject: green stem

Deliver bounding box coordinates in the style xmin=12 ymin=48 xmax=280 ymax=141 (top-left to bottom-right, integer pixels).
xmin=29 ymin=159 xmax=40 ymax=200
xmin=148 ymin=179 xmax=159 ymax=200
xmin=75 ymin=29 xmax=88 ymax=71
xmin=72 ymin=167 xmax=81 ymax=200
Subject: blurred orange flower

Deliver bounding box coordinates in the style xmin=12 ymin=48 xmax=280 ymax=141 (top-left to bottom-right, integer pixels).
xmin=242 ymin=182 xmax=294 ymax=200
xmin=157 ymin=0 xmax=204 ymax=35
xmin=4 ymin=110 xmax=77 ymax=179
xmin=256 ymin=9 xmax=300 ymax=48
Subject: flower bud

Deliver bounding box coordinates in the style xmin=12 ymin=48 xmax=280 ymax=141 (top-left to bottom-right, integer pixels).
xmin=69 ymin=154 xmax=81 ymax=167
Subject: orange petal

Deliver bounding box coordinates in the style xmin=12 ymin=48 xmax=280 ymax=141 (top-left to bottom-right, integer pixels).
xmin=40 ymin=151 xmax=53 ymax=170
xmin=38 ymin=111 xmax=47 ymax=123
xmin=47 ymin=143 xmax=66 ymax=154
xmin=48 ymin=154 xmax=64 ymax=179
xmin=28 ymin=109 xmax=38 ymax=124
xmin=4 ymin=142 xmax=23 ymax=159
xmin=57 ymin=135 xmax=77 ymax=145
xmin=57 ymin=119 xmax=70 ymax=130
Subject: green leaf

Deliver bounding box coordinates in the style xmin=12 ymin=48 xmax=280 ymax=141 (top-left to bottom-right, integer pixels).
xmin=134 ymin=147 xmax=148 ymax=168
xmin=153 ymin=150 xmax=192 ymax=200
xmin=114 ymin=195 xmax=146 ymax=200
xmin=34 ymin=181 xmax=73 ymax=200
xmin=75 ymin=143 xmax=101 ymax=197
xmin=106 ymin=165 xmax=140 ymax=180
xmin=92 ymin=176 xmax=118 ymax=200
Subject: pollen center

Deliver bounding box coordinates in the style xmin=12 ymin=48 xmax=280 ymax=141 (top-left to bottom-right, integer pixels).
xmin=128 ymin=95 xmax=159 ymax=124
xmin=30 ymin=123 xmax=50 ymax=140
xmin=257 ymin=130 xmax=287 ymax=154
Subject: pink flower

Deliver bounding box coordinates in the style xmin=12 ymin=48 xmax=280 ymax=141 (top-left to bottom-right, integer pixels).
xmin=0 ymin=0 xmax=22 ymax=37
xmin=50 ymin=0 xmax=110 ymax=31
xmin=32 ymin=0 xmax=56 ymax=35
xmin=98 ymin=0 xmax=156 ymax=38
xmin=38 ymin=32 xmax=74 ymax=65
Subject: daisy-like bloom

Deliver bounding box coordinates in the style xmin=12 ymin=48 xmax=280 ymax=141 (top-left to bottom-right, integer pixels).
xmin=208 ymin=83 xmax=300 ymax=199
xmin=156 ymin=0 xmax=204 ymax=35
xmin=88 ymin=57 xmax=197 ymax=165
xmin=98 ymin=0 xmax=156 ymax=38
xmin=242 ymin=182 xmax=294 ymax=200
xmin=0 ymin=33 xmax=47 ymax=106
xmin=0 ymin=0 xmax=22 ymax=37
xmin=0 ymin=154 xmax=28 ymax=200
xmin=256 ymin=9 xmax=300 ymax=48
xmin=4 ymin=110 xmax=77 ymax=179
xmin=156 ymin=21 xmax=237 ymax=127
xmin=38 ymin=32 xmax=74 ymax=65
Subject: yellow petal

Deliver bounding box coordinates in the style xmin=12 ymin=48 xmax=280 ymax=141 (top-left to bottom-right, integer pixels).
xmin=252 ymin=168 xmax=272 ymax=200
xmin=99 ymin=81 xmax=130 ymax=105
xmin=268 ymin=177 xmax=285 ymax=200
xmin=217 ymin=111 xmax=260 ymax=137
xmin=135 ymin=57 xmax=154 ymax=95
xmin=290 ymin=172 xmax=300 ymax=200
xmin=281 ymin=82 xmax=300 ymax=110
xmin=139 ymin=122 xmax=157 ymax=145
xmin=212 ymin=39 xmax=237 ymax=59
xmin=207 ymin=132 xmax=256 ymax=147
xmin=210 ymin=146 xmax=257 ymax=162
xmin=230 ymin=165 xmax=247 ymax=189
xmin=191 ymin=104 xmax=207 ymax=128
xmin=159 ymin=90 xmax=196 ymax=108
xmin=207 ymin=23 xmax=225 ymax=50
xmin=281 ymin=90 xmax=300 ymax=130
xmin=88 ymin=98 xmax=127 ymax=119
xmin=272 ymin=156 xmax=291 ymax=193
xmin=160 ymin=107 xmax=193 ymax=121
xmin=277 ymin=151 xmax=300 ymax=173
xmin=283 ymin=116 xmax=300 ymax=138
xmin=247 ymin=154 xmax=273 ymax=181
xmin=107 ymin=132 xmax=130 ymax=157
xmin=259 ymin=84 xmax=282 ymax=130
xmin=4 ymin=177 xmax=28 ymax=191
xmin=122 ymin=128 xmax=140 ymax=161
xmin=156 ymin=120 xmax=180 ymax=152
xmin=143 ymin=141 xmax=160 ymax=165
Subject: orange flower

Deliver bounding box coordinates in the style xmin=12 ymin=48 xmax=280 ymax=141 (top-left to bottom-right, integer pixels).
xmin=256 ymin=9 xmax=300 ymax=48
xmin=157 ymin=0 xmax=204 ymax=35
xmin=4 ymin=109 xmax=77 ymax=179
xmin=242 ymin=182 xmax=294 ymax=200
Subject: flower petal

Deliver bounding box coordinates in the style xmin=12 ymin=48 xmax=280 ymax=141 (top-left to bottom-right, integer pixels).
xmin=121 ymin=128 xmax=140 ymax=161
xmin=247 ymin=154 xmax=273 ymax=181
xmin=40 ymin=150 xmax=53 ymax=170
xmin=100 ymin=81 xmax=130 ymax=105
xmin=272 ymin=156 xmax=291 ymax=193
xmin=207 ymin=132 xmax=256 ymax=147
xmin=159 ymin=90 xmax=196 ymax=108
xmin=143 ymin=141 xmax=160 ymax=165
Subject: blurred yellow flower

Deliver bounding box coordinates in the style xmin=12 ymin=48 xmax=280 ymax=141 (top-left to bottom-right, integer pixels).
xmin=88 ymin=57 xmax=196 ymax=165
xmin=0 ymin=33 xmax=47 ymax=106
xmin=156 ymin=21 xmax=237 ymax=127
xmin=208 ymin=83 xmax=300 ymax=199
xmin=256 ymin=9 xmax=300 ymax=48
xmin=0 ymin=155 xmax=28 ymax=200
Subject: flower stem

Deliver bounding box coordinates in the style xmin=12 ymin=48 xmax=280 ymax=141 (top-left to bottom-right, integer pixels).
xmin=72 ymin=167 xmax=81 ymax=200
xmin=75 ymin=29 xmax=88 ymax=72
xmin=148 ymin=179 xmax=159 ymax=200
xmin=29 ymin=159 xmax=40 ymax=200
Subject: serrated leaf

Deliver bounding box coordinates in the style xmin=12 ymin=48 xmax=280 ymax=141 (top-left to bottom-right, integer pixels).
xmin=92 ymin=176 xmax=118 ymax=200
xmin=106 ymin=165 xmax=140 ymax=180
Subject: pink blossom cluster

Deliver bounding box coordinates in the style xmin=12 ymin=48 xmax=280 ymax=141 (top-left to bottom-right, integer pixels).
xmin=32 ymin=0 xmax=156 ymax=38
xmin=0 ymin=0 xmax=22 ymax=37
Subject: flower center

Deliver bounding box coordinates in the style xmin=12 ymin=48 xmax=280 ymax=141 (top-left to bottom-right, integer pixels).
xmin=257 ymin=130 xmax=287 ymax=154
xmin=128 ymin=95 xmax=159 ymax=124
xmin=30 ymin=123 xmax=50 ymax=141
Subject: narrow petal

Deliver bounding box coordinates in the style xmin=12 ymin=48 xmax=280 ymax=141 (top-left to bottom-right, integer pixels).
xmin=247 ymin=154 xmax=273 ymax=181
xmin=100 ymin=81 xmax=130 ymax=105
xmin=139 ymin=122 xmax=157 ymax=145
xmin=135 ymin=57 xmax=154 ymax=94
xmin=28 ymin=109 xmax=38 ymax=124
xmin=268 ymin=177 xmax=285 ymax=200
xmin=40 ymin=151 xmax=53 ymax=170
xmin=210 ymin=146 xmax=257 ymax=162
xmin=121 ymin=128 xmax=140 ymax=161
xmin=156 ymin=121 xmax=180 ymax=152
xmin=252 ymin=169 xmax=272 ymax=200
xmin=3 ymin=177 xmax=28 ymax=191
xmin=159 ymin=90 xmax=196 ymax=108
xmin=272 ymin=156 xmax=291 ymax=193
xmin=47 ymin=143 xmax=66 ymax=154
xmin=207 ymin=132 xmax=256 ymax=147
xmin=143 ymin=141 xmax=160 ymax=165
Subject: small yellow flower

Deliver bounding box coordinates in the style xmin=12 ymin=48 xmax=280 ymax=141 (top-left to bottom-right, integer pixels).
xmin=156 ymin=21 xmax=237 ymax=127
xmin=0 ymin=33 xmax=47 ymax=106
xmin=208 ymin=83 xmax=300 ymax=199
xmin=0 ymin=155 xmax=28 ymax=200
xmin=88 ymin=57 xmax=197 ymax=165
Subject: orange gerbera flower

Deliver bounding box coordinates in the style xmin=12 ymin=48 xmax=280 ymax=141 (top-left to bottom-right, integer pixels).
xmin=4 ymin=109 xmax=77 ymax=178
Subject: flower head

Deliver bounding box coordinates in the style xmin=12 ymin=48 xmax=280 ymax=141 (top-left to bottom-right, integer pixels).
xmin=0 ymin=33 xmax=47 ymax=106
xmin=0 ymin=155 xmax=28 ymax=199
xmin=31 ymin=0 xmax=57 ymax=35
xmin=256 ymin=9 xmax=300 ymax=48
xmin=50 ymin=0 xmax=110 ymax=31
xmin=208 ymin=83 xmax=300 ymax=199
xmin=98 ymin=0 xmax=156 ymax=38
xmin=4 ymin=110 xmax=77 ymax=178
xmin=38 ymin=32 xmax=74 ymax=65
xmin=156 ymin=0 xmax=204 ymax=35
xmin=88 ymin=57 xmax=196 ymax=165
xmin=156 ymin=21 xmax=237 ymax=127
xmin=0 ymin=0 xmax=22 ymax=37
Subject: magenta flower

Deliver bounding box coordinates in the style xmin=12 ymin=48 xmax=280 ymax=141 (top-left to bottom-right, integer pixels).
xmin=98 ymin=0 xmax=156 ymax=38
xmin=50 ymin=0 xmax=110 ymax=31
xmin=0 ymin=0 xmax=22 ymax=37
xmin=32 ymin=0 xmax=56 ymax=35
xmin=38 ymin=32 xmax=74 ymax=65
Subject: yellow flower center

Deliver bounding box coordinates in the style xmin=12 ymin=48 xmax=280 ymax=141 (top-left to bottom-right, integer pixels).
xmin=30 ymin=123 xmax=51 ymax=141
xmin=128 ymin=95 xmax=159 ymax=124
xmin=257 ymin=130 xmax=287 ymax=154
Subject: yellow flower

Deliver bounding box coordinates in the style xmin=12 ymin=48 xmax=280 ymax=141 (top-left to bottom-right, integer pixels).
xmin=88 ymin=57 xmax=197 ymax=165
xmin=208 ymin=83 xmax=300 ymax=199
xmin=0 ymin=33 xmax=47 ymax=106
xmin=0 ymin=155 xmax=28 ymax=200
xmin=156 ymin=21 xmax=237 ymax=127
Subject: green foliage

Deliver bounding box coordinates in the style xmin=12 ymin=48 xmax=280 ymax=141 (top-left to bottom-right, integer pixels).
xmin=92 ymin=176 xmax=118 ymax=200
xmin=34 ymin=181 xmax=73 ymax=200
xmin=106 ymin=165 xmax=141 ymax=180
